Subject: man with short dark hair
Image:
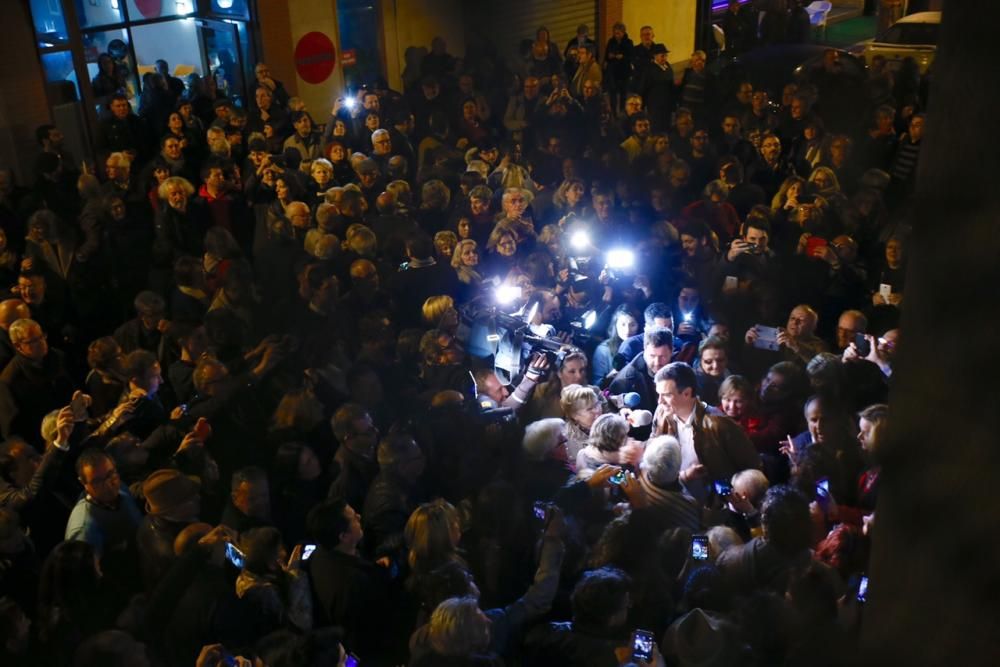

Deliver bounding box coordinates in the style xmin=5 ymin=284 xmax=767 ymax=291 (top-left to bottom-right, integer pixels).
xmin=96 ymin=94 xmax=150 ymax=162
xmin=620 ymin=113 xmax=654 ymax=163
xmin=222 ymin=465 xmax=272 ymax=533
xmin=283 ymin=111 xmax=323 ymax=162
xmin=608 ymin=327 xmax=674 ymax=411
xmin=389 ymin=234 xmax=459 ymax=327
xmin=524 ymin=566 xmax=631 ymax=665
xmin=716 ymin=485 xmax=815 ymax=593
xmin=66 ymin=447 xmax=142 ymax=562
xmin=97 ymin=349 xmax=166 ymax=440
xmin=654 ymin=362 xmax=760 ymax=502
xmin=34 ymin=123 xmax=78 ymax=183
xmin=114 ymin=291 xmax=166 ymax=356
xmin=328 ymin=403 xmax=380 ymax=511
xmin=305 ymin=499 xmax=388 ymax=654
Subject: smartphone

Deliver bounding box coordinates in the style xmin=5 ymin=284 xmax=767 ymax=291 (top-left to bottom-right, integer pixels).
xmin=631 ymin=629 xmax=656 ymax=662
xmin=724 ymin=275 xmax=739 ymax=291
xmin=713 ymin=480 xmax=732 ymax=497
xmin=609 ymin=470 xmax=627 ymax=485
xmin=70 ymin=392 xmax=90 ymax=421
xmin=344 ymin=653 xmax=360 ymax=667
xmin=752 ymin=325 xmax=781 ymax=352
xmin=532 ymin=501 xmax=548 ymax=521
xmin=816 ymin=477 xmax=831 ymax=510
xmin=879 ymin=283 xmax=892 ymax=302
xmin=225 ymin=542 xmax=245 ymax=569
xmin=854 ymin=332 xmax=871 ymax=357
xmin=857 ymin=575 xmax=868 ymax=603
xmin=302 ymin=543 xmax=317 ymax=561
xmin=691 ymin=534 xmax=709 ymax=561
xmin=806 ymin=236 xmax=828 ymax=257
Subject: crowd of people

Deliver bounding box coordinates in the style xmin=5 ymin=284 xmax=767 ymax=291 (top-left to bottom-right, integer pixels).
xmin=0 ymin=9 xmax=927 ymax=667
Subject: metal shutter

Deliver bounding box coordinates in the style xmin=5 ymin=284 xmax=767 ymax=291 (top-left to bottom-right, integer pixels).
xmin=465 ymin=0 xmax=599 ymax=66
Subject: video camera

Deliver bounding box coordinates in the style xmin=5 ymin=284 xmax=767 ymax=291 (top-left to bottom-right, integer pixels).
xmin=460 ymin=289 xmax=576 ymax=386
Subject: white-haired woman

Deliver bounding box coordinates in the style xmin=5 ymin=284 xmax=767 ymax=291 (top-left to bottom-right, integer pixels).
xmin=575 ymin=413 xmax=643 ymax=480
xmin=521 ymin=417 xmax=575 ymax=498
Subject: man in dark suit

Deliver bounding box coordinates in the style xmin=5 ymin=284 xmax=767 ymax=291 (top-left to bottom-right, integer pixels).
xmin=389 ymin=233 xmax=459 ymax=328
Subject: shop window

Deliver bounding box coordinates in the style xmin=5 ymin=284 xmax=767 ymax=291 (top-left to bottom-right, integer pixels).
xmin=77 ymin=0 xmax=126 ymax=28
xmin=83 ymin=29 xmax=139 ymax=110
xmin=126 ymin=0 xmax=195 ymax=21
xmin=41 ymin=50 xmax=80 ymax=103
xmin=29 ymin=0 xmax=69 ymax=47
xmin=337 ymin=0 xmax=381 ymax=90
xmin=210 ymin=0 xmax=249 ymax=19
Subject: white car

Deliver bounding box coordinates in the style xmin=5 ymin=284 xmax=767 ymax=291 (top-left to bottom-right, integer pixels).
xmin=861 ymin=11 xmax=940 ymax=73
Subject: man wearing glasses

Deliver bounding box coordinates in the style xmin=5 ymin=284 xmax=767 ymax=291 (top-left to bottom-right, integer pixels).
xmin=65 ymin=448 xmax=142 ymax=562
xmin=0 ymin=318 xmax=74 ymax=448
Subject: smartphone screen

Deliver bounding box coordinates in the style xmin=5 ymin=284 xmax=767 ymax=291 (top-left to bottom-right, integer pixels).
xmin=609 ymin=470 xmax=627 ymax=485
xmin=714 ymin=480 xmax=732 ymax=496
xmin=806 ymin=236 xmax=828 ymax=257
xmin=302 ymin=544 xmax=317 ymax=561
xmin=344 ymin=653 xmax=360 ymax=667
xmin=225 ymin=543 xmax=245 ymax=569
xmin=691 ymin=535 xmax=709 ymax=561
xmin=854 ymin=332 xmax=871 ymax=357
xmin=631 ymin=629 xmax=655 ymax=662
xmin=533 ymin=501 xmax=547 ymax=521
xmin=857 ymin=575 xmax=868 ymax=603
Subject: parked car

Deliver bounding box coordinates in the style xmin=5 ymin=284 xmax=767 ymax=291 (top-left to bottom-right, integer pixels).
xmin=860 ymin=11 xmax=940 ymax=73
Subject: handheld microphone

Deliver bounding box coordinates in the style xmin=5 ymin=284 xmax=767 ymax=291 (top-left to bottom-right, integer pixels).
xmin=627 ymin=409 xmax=653 ymax=427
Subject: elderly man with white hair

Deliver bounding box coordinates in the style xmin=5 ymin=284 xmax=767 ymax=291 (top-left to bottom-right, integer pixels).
xmin=638 ymin=435 xmax=703 ymax=531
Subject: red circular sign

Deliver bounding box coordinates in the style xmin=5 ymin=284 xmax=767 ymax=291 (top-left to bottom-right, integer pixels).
xmin=294 ymin=32 xmax=337 ymax=85
xmin=133 ymin=0 xmax=162 ymax=19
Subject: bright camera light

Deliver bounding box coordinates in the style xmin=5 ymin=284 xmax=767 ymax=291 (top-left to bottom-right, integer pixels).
xmin=570 ymin=230 xmax=590 ymax=250
xmin=343 ymin=96 xmax=356 ymax=110
xmin=494 ymin=284 xmax=522 ymax=306
xmin=583 ymin=310 xmax=598 ymax=329
xmin=606 ymin=249 xmax=635 ymax=270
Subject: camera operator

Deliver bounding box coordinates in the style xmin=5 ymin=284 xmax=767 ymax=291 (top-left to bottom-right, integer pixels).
xmin=473 ymin=353 xmax=550 ymax=415
xmin=524 ymin=288 xmax=564 ymax=336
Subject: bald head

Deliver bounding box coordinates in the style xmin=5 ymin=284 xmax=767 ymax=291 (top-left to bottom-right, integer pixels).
xmin=350 ymin=259 xmax=377 ymax=280
xmin=0 ymin=300 xmax=30 ymax=330
xmin=376 ymin=191 xmax=396 ymax=213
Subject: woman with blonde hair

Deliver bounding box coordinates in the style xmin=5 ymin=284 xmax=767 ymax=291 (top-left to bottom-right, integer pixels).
xmin=425 ymin=596 xmax=494 ymax=660
xmin=405 ymin=498 xmax=463 ymax=573
xmin=547 ymin=177 xmax=588 ymax=225
xmin=525 ymin=349 xmax=589 ymax=421
xmin=560 ymin=384 xmax=603 ymax=462
xmin=451 ymin=239 xmax=483 ymax=286
xmin=422 ymin=294 xmax=459 ymax=334
xmin=482 ymin=224 xmax=518 ymax=278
